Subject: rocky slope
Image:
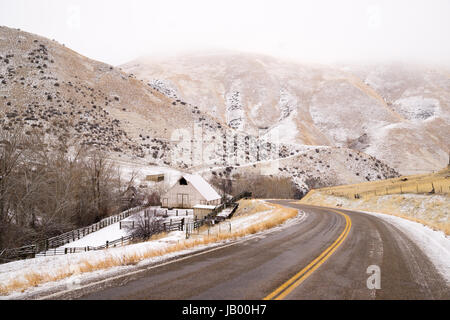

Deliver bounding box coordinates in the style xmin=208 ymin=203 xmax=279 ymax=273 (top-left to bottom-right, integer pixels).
xmin=0 ymin=27 xmax=299 ymax=169
xmin=199 ymin=145 xmax=399 ymax=195
xmin=122 ymin=52 xmax=450 ymax=175
xmin=0 ymin=27 xmax=400 ymax=194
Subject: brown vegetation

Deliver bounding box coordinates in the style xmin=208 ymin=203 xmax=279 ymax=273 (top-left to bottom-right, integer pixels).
xmin=210 ymin=174 xmax=297 ymax=200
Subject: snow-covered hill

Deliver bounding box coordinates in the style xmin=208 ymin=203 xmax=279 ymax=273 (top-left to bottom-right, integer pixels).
xmin=122 ymin=52 xmax=450 ymax=175
xmin=0 ymin=27 xmax=401 ymax=194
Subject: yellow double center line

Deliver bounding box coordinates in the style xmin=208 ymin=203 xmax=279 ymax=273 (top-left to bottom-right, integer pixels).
xmin=264 ymin=209 xmax=352 ymax=300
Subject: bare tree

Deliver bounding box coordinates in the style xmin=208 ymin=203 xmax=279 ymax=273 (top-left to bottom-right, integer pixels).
xmin=209 ymin=176 xmax=232 ymax=203
xmin=0 ymin=127 xmax=136 ymax=252
xmin=232 ymin=174 xmax=296 ymax=199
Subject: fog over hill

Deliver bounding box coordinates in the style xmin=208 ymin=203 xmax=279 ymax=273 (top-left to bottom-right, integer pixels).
xmin=122 ymin=52 xmax=450 ymax=175
xmin=0 ymin=26 xmax=412 ymax=195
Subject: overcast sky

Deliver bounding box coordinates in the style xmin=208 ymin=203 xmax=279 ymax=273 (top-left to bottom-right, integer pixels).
xmin=1 ymin=0 xmax=449 ymax=66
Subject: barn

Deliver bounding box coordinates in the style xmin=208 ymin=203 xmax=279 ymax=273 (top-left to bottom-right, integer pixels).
xmin=161 ymin=174 xmax=221 ymax=209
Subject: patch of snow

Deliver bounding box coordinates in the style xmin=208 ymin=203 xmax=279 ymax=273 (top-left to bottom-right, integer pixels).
xmin=361 ymin=210 xmax=450 ymax=284
xmin=263 ymin=111 xmax=299 ymax=146
xmin=393 ymin=96 xmax=440 ymax=120
xmin=225 ymin=80 xmax=245 ymax=130
xmin=278 ymin=88 xmax=297 ymax=120
xmin=148 ymin=78 xmax=179 ymax=99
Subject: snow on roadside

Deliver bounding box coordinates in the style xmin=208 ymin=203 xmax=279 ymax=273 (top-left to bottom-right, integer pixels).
xmin=361 ymin=210 xmax=450 ymax=284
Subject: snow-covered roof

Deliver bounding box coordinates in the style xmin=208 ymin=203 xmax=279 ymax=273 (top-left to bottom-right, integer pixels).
xmin=193 ymin=204 xmax=217 ymax=210
xmin=183 ymin=174 xmax=221 ymax=201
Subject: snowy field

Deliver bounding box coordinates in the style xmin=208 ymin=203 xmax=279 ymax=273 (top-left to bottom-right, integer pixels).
xmin=52 ymin=207 xmax=194 ymax=250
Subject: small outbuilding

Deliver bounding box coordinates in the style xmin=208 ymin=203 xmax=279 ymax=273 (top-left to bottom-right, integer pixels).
xmin=193 ymin=204 xmax=217 ymax=220
xmin=161 ymin=174 xmax=221 ymax=209
xmin=145 ymin=173 xmax=165 ymax=182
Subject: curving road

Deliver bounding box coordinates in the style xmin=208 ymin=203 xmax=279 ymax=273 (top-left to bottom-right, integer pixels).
xmin=67 ymin=200 xmax=448 ymax=300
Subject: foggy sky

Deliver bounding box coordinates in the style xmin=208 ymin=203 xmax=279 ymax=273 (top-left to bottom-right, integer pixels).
xmin=1 ymin=0 xmax=449 ymax=66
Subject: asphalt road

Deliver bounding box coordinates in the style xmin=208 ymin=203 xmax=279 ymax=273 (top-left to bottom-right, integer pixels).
xmin=72 ymin=200 xmax=449 ymax=300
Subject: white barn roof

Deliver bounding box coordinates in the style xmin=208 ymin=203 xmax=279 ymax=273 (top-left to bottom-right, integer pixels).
xmin=183 ymin=174 xmax=221 ymax=201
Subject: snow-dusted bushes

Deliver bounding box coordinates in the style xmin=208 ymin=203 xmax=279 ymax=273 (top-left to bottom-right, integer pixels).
xmin=210 ymin=174 xmax=298 ymax=200
xmin=0 ymin=128 xmax=137 ymax=253
xmin=125 ymin=215 xmax=165 ymax=241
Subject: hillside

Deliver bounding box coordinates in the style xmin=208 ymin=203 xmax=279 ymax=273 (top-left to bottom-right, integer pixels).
xmin=2 ymin=27 xmax=319 ymax=173
xmin=0 ymin=27 xmax=403 ymax=194
xmin=0 ymin=26 xmax=245 ymax=168
xmin=122 ymin=51 xmax=450 ymax=175
xmin=199 ymin=145 xmax=399 ymax=195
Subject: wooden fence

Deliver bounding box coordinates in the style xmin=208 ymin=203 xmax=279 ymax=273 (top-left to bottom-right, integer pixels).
xmin=0 ymin=245 xmax=37 ymax=262
xmin=2 ymin=192 xmax=251 ymax=261
xmin=37 ymin=219 xmax=186 ymax=257
xmin=326 ymin=179 xmax=450 ymax=200
xmin=44 ymin=205 xmax=144 ymax=250
xmin=36 ymin=235 xmax=135 ymax=257
xmin=0 ymin=205 xmax=145 ymax=262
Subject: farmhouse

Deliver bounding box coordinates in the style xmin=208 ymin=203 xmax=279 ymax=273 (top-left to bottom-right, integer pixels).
xmin=161 ymin=174 xmax=221 ymax=209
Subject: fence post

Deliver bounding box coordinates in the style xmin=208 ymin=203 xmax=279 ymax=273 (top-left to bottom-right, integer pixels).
xmin=106 ymin=241 xmax=109 ymax=248
xmin=176 ymin=210 xmax=178 ymax=216
xmin=64 ymin=248 xmax=67 ymax=254
xmin=119 ymin=221 xmax=122 ymax=230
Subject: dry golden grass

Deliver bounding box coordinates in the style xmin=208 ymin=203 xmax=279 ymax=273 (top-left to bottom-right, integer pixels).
xmin=300 ymin=189 xmax=449 ymax=235
xmin=0 ymin=200 xmax=297 ymax=296
xmin=233 ymin=199 xmax=273 ymax=217
xmin=1 ymin=278 xmax=27 ymax=295
xmin=23 ymin=272 xmax=45 ymax=287
xmin=300 ymin=167 xmax=449 ymax=235
xmin=307 ymin=167 xmax=450 ymax=201
xmin=0 ymin=284 xmax=6 ymax=296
